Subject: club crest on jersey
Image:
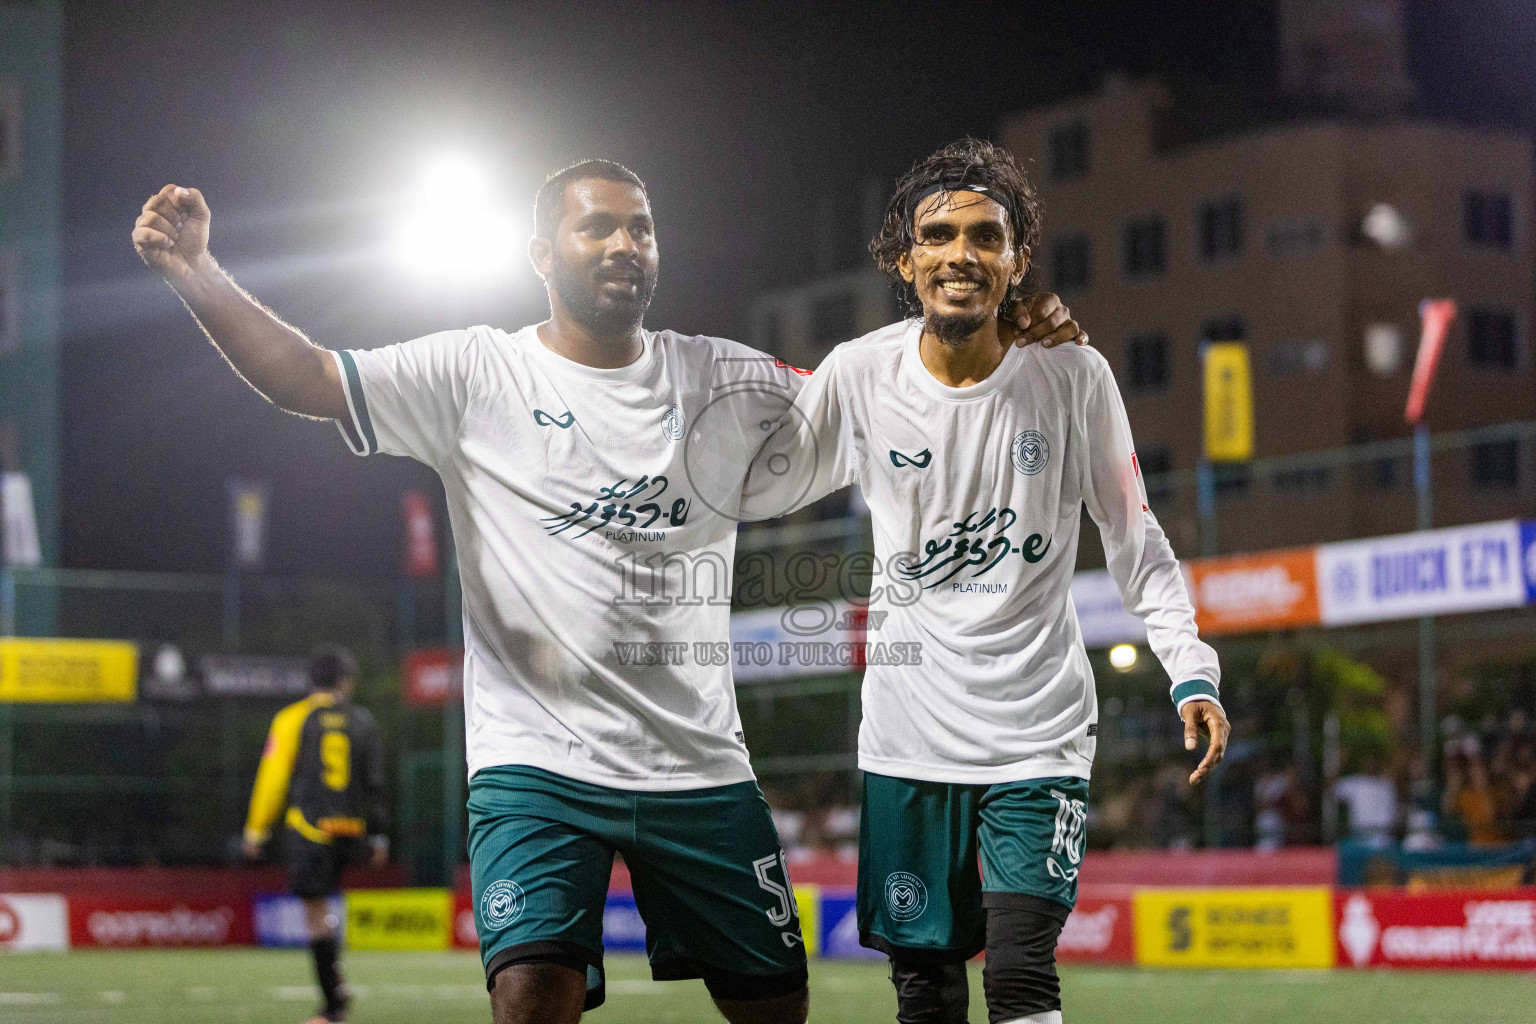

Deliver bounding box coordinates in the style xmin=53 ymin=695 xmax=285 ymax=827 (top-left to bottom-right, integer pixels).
xmin=884 ymin=872 xmax=928 ymax=922
xmin=533 ymin=409 xmax=575 ymax=429
xmin=661 ymin=405 xmax=685 ymax=442
xmin=889 ymin=448 xmax=932 ymax=469
xmin=480 ymin=879 xmax=526 ymax=929
xmin=1011 ymin=430 xmax=1049 ymax=475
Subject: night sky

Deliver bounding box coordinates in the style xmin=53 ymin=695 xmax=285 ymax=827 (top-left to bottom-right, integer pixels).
xmin=59 ymin=1 xmax=1536 ymax=579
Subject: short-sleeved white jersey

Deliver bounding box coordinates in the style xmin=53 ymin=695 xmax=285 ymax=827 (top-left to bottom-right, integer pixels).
xmin=333 ymin=325 xmax=808 ymax=789
xmin=748 ymin=320 xmax=1220 ymax=784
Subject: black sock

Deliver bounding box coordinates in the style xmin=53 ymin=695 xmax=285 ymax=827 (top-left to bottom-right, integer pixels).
xmin=310 ymin=936 xmax=346 ymax=1019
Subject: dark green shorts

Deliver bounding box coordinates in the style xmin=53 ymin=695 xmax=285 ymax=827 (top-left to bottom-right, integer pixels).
xmin=857 ymin=772 xmax=1088 ymax=960
xmin=468 ymin=765 xmax=807 ymax=1009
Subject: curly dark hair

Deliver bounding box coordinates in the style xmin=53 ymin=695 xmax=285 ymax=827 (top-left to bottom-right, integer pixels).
xmin=871 ymin=138 xmax=1042 ymax=319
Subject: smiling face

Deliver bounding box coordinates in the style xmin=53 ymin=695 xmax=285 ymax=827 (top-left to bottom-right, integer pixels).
xmin=531 ymin=177 xmax=659 ymax=337
xmin=897 ymin=189 xmax=1029 ymax=345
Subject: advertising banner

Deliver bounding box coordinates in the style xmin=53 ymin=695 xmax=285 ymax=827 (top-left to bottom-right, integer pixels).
xmin=1203 ymin=343 xmax=1254 ymax=462
xmin=452 ymin=889 xmax=479 ymax=950
xmin=199 ymin=655 xmax=311 ymax=700
xmin=402 ymin=490 xmax=440 ymax=578
xmin=227 ymin=477 xmax=268 ymax=571
xmin=1057 ymin=892 xmax=1135 ymax=964
xmin=1336 ymin=890 xmax=1536 ymax=970
xmin=1190 ymin=547 xmax=1320 ymax=636
xmin=1521 ymin=519 xmax=1536 ymax=604
xmin=68 ymin=896 xmax=252 ymax=948
xmin=1132 ymin=887 xmax=1334 ymax=969
xmin=819 ymin=889 xmax=882 ymax=959
xmin=345 ymin=888 xmax=452 ymax=951
xmin=0 ymin=638 xmax=137 ymax=703
xmin=1317 ymin=520 xmax=1525 ymax=626
xmin=403 ymin=648 xmax=463 ymax=706
xmin=0 ymin=893 xmax=69 ymax=952
xmin=253 ymin=893 xmax=343 ymax=948
xmin=1071 ymin=570 xmax=1146 ymax=648
xmin=602 ymin=892 xmax=648 ymax=953
xmin=729 ymin=601 xmax=865 ymax=683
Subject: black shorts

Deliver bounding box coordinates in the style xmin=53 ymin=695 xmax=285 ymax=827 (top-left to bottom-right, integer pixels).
xmin=285 ymin=826 xmax=358 ymax=900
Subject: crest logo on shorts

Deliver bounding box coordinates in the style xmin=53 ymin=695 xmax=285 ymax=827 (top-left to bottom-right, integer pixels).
xmin=480 ymin=879 xmax=526 ymax=929
xmin=1011 ymin=430 xmax=1049 ymax=476
xmin=662 ymin=405 xmax=685 ymax=442
xmin=884 ymin=872 xmax=928 ymax=922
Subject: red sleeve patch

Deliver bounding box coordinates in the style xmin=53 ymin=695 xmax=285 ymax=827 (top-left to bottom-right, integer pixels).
xmin=774 ymin=358 xmax=812 ymax=376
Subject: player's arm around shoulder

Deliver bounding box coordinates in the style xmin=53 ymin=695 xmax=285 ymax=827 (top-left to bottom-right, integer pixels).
xmin=133 ymin=184 xmax=348 ymax=420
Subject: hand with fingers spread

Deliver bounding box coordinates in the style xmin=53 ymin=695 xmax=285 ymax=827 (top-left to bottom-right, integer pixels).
xmin=1003 ymin=291 xmax=1089 ymax=350
xmin=1182 ymin=699 xmax=1230 ymax=785
xmin=133 ymin=183 xmax=213 ymax=280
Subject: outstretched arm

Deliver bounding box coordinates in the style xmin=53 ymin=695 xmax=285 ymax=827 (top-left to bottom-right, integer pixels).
xmin=1079 ymin=361 xmax=1228 ymax=784
xmin=132 ymin=184 xmax=346 ymax=419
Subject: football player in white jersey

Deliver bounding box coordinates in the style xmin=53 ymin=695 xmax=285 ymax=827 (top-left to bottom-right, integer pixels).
xmin=745 ymin=139 xmax=1229 ymax=1024
xmin=131 ymin=159 xmax=1084 ymax=1024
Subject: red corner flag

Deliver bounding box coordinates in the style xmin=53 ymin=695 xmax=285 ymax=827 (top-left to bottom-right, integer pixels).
xmin=1406 ymin=299 xmax=1457 ymax=426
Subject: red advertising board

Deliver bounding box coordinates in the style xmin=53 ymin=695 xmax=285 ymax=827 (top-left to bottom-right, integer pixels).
xmin=453 ymin=888 xmax=479 ymax=950
xmin=402 ymin=491 xmax=440 ymax=578
xmin=1336 ymin=889 xmax=1536 ymax=970
xmin=69 ymin=896 xmax=254 ymax=948
xmin=1057 ymin=888 xmax=1135 ymax=964
xmin=404 ymin=648 xmax=463 ymax=706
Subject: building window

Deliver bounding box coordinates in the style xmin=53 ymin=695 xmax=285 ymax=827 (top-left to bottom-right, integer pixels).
xmin=1471 ymin=439 xmax=1520 ymax=489
xmin=1272 ymin=465 xmax=1332 ymax=492
xmin=1138 ymin=446 xmax=1172 ymax=508
xmin=1265 ymin=217 xmax=1325 ymax=257
xmin=1051 ymin=235 xmax=1090 ymax=293
xmin=1123 ymin=217 xmax=1165 ymax=279
xmin=1214 ymin=462 xmax=1251 ymax=499
xmin=1202 ymin=315 xmax=1244 ymax=342
xmin=1125 ymin=333 xmax=1168 ymax=392
xmin=1198 ymin=197 xmax=1243 ymax=261
xmin=810 ymin=291 xmax=857 ymax=347
xmin=1464 ymin=191 xmax=1513 ymax=250
xmin=1467 ymin=309 xmax=1517 ymax=369
xmin=1268 ymin=339 xmax=1329 ymax=376
xmin=0 ymin=81 xmax=18 ymax=182
xmin=1050 ymin=122 xmax=1088 ymax=182
xmin=0 ymin=253 xmax=16 ymax=355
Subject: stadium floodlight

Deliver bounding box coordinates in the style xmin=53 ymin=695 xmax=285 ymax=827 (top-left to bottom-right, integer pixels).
xmin=391 ymin=154 xmax=520 ymax=284
xmin=1108 ymin=643 xmax=1139 ymax=671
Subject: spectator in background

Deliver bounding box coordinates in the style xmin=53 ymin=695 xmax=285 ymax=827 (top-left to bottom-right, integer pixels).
xmin=1401 ymin=756 xmax=1441 ymax=851
xmin=1253 ymin=760 xmax=1288 ymax=851
xmin=1442 ymin=736 xmax=1505 ymax=846
xmin=1151 ymin=762 xmax=1196 ymax=850
xmin=1332 ymin=753 xmax=1397 ymax=846
xmin=1505 ymin=737 xmax=1536 ymax=841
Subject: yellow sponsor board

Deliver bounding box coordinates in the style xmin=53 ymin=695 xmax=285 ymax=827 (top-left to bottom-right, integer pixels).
xmin=794 ymin=883 xmax=820 ymax=958
xmin=1203 ymin=342 xmax=1254 ymax=462
xmin=0 ymin=638 xmax=137 ymax=703
xmin=1134 ymin=887 xmax=1335 ymax=969
xmin=346 ymin=889 xmax=452 ymax=951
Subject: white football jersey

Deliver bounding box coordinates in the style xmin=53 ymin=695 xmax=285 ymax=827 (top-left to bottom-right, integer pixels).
xmin=747 ymin=320 xmax=1220 ymax=784
xmin=333 ymin=325 xmax=808 ymax=789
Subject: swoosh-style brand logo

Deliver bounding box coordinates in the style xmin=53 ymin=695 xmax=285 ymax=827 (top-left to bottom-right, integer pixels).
xmin=889 ymin=448 xmax=932 ymax=469
xmin=533 ymin=409 xmax=575 ymax=429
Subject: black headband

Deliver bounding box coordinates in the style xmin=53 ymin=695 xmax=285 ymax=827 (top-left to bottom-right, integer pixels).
xmin=908 ymin=181 xmax=992 ymax=215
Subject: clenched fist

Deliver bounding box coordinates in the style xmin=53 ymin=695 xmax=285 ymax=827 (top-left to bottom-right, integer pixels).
xmin=132 ymin=184 xmax=212 ymax=278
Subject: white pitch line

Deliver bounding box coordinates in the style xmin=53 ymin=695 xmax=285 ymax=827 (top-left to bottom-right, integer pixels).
xmin=98 ymin=991 xmax=126 ymax=1003
xmin=0 ymin=993 xmax=61 ymax=1005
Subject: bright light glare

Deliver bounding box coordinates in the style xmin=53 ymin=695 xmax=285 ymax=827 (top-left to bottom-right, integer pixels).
xmin=392 ymin=155 xmax=521 ymax=284
xmin=1108 ymin=644 xmax=1139 ymax=671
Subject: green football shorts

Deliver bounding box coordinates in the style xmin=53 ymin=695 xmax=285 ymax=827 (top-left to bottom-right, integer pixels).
xmin=468 ymin=765 xmax=807 ymax=1009
xmin=857 ymin=772 xmax=1088 ymax=960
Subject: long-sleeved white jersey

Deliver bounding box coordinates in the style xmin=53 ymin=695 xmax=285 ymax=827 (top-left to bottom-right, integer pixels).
xmin=745 ymin=320 xmax=1220 ymax=784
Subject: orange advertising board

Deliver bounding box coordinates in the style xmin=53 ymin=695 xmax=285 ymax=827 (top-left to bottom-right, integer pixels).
xmin=1190 ymin=547 xmax=1320 ymax=635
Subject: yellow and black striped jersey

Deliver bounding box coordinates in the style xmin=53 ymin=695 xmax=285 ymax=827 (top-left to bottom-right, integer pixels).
xmin=244 ymin=691 xmax=387 ymax=846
